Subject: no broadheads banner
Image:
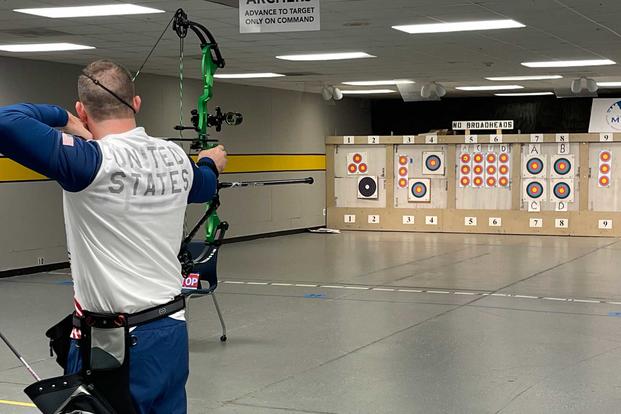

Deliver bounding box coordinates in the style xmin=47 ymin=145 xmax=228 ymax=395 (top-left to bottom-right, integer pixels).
xmin=240 ymin=0 xmax=320 ymax=33
xmin=452 ymin=120 xmax=514 ymax=130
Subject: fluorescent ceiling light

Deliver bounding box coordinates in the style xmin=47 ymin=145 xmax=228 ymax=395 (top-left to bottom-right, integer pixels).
xmin=0 ymin=43 xmax=95 ymax=52
xmin=495 ymin=92 xmax=555 ymax=96
xmin=341 ymin=89 xmax=396 ymax=95
xmin=14 ymin=4 xmax=164 ymax=18
xmin=276 ymin=52 xmax=375 ymax=61
xmin=597 ymin=82 xmax=621 ymax=87
xmin=214 ymin=73 xmax=284 ymax=79
xmin=486 ymin=75 xmax=563 ymax=81
xmin=392 ymin=19 xmax=524 ymax=34
xmin=456 ymin=85 xmax=523 ymax=91
xmin=342 ymin=80 xmax=414 ymax=86
xmin=522 ymin=59 xmax=615 ymax=68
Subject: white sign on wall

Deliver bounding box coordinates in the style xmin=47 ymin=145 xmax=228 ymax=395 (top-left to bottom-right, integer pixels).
xmin=240 ymin=0 xmax=320 ymax=33
xmin=452 ymin=120 xmax=514 ymax=130
xmin=589 ymin=98 xmax=621 ymax=133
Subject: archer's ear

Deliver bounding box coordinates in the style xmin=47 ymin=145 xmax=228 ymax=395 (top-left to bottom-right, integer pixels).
xmin=133 ymin=96 xmax=142 ymax=114
xmin=75 ymin=101 xmax=88 ymax=123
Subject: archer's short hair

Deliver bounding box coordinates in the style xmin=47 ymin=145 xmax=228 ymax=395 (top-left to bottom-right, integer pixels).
xmin=78 ymin=60 xmax=135 ymax=121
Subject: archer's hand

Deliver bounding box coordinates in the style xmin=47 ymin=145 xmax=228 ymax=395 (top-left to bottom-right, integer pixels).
xmin=199 ymin=145 xmax=227 ymax=174
xmin=63 ymin=112 xmax=92 ymax=140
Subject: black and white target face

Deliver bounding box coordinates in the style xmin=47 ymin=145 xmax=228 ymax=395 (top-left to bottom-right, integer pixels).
xmin=358 ymin=177 xmax=377 ymax=197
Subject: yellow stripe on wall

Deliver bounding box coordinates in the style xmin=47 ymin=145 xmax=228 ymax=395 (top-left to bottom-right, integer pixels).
xmin=0 ymin=158 xmax=47 ymax=182
xmin=0 ymin=154 xmax=326 ymax=183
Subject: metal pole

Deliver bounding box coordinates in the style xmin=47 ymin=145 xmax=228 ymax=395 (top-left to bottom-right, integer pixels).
xmin=0 ymin=331 xmax=41 ymax=381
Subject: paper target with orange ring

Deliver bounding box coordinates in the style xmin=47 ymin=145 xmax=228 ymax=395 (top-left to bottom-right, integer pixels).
xmin=460 ymin=176 xmax=471 ymax=187
xmin=598 ymin=150 xmax=612 ymax=188
xmin=347 ymin=151 xmax=368 ymax=175
xmin=398 ymin=177 xmax=408 ymax=188
xmin=600 ymin=150 xmax=612 ymax=162
xmin=473 ymin=176 xmax=484 ymax=187
xmin=498 ymin=176 xmax=509 ymax=187
xmin=522 ymin=179 xmax=546 ymax=201
xmin=499 ymin=165 xmax=509 ymax=175
xmin=408 ymin=178 xmax=431 ymax=202
xmin=599 ymin=175 xmax=610 ymax=187
xmin=550 ymin=179 xmax=574 ymax=202
xmin=461 ymin=153 xmax=471 ymax=163
xmin=473 ymin=165 xmax=483 ymax=175
xmin=473 ymin=153 xmax=484 ymax=164
xmin=398 ymin=155 xmax=408 ymax=166
xmin=348 ymin=163 xmax=358 ymax=174
xmin=499 ymin=153 xmax=510 ymax=164
xmin=358 ymin=163 xmax=368 ymax=173
xmin=422 ymin=151 xmax=445 ymax=175
xmin=550 ymin=155 xmax=574 ymax=178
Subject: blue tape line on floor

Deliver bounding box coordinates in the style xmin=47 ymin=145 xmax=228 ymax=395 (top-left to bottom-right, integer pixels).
xmin=304 ymin=293 xmax=327 ymax=299
xmin=608 ymin=312 xmax=621 ymax=317
xmin=54 ymin=279 xmax=73 ymax=285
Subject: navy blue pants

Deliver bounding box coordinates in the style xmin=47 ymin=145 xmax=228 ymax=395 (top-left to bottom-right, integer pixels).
xmin=66 ymin=317 xmax=189 ymax=414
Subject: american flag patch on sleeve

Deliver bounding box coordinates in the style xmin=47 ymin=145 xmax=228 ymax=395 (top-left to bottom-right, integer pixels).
xmin=62 ymin=133 xmax=74 ymax=147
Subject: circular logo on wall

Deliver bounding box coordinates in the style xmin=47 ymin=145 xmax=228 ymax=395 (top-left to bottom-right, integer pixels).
xmin=606 ymin=101 xmax=621 ymax=130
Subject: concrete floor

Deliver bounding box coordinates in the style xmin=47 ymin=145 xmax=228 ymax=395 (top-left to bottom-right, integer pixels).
xmin=2 ymin=231 xmax=621 ymax=413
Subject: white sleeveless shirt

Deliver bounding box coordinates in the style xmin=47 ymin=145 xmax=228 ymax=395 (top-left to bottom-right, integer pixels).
xmin=63 ymin=127 xmax=193 ymax=315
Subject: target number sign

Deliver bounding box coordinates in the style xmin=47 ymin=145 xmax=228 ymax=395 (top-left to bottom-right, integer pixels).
xmin=403 ymin=135 xmax=415 ymax=144
xmin=368 ymin=135 xmax=380 ymax=144
xmin=599 ymin=220 xmax=613 ymax=230
xmin=600 ymin=133 xmax=614 ymax=142
xmin=368 ymin=215 xmax=380 ymax=224
xmin=425 ymin=135 xmax=438 ymax=144
xmin=556 ymin=133 xmax=568 ymax=143
xmin=465 ymin=134 xmax=478 ymax=144
xmin=529 ymin=218 xmax=543 ymax=228
xmin=530 ymin=134 xmax=543 ymax=143
xmin=344 ymin=214 xmax=356 ymax=224
xmin=489 ymin=217 xmax=502 ymax=227
xmin=425 ymin=216 xmax=438 ymax=225
xmin=343 ymin=136 xmax=354 ymax=144
xmin=402 ymin=215 xmax=415 ymax=225
xmin=490 ymin=134 xmax=503 ymax=143
xmin=555 ymin=219 xmax=569 ymax=229
xmin=465 ymin=217 xmax=477 ymax=226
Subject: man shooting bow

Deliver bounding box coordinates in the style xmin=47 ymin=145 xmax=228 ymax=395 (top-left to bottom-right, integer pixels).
xmin=0 ymin=59 xmax=227 ymax=413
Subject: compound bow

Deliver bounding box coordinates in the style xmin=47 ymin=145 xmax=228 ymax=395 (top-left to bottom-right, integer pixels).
xmin=133 ymin=8 xmax=313 ymax=276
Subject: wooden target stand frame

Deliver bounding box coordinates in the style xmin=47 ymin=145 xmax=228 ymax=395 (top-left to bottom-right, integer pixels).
xmin=327 ymin=133 xmax=620 ymax=237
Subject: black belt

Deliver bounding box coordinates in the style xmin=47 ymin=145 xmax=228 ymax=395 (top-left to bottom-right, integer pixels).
xmin=73 ymin=295 xmax=186 ymax=329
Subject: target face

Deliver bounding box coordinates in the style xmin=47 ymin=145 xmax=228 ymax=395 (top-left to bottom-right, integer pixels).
xmin=499 ymin=153 xmax=509 ymax=163
xmin=487 ymin=153 xmax=497 ymax=163
xmin=348 ymin=163 xmax=357 ymax=174
xmin=499 ymin=176 xmax=509 ymax=187
xmin=499 ymin=165 xmax=509 ymax=175
xmin=526 ymin=157 xmax=544 ymax=175
xmin=461 ymin=153 xmax=471 ymax=163
xmin=487 ymin=177 xmax=497 ymax=187
xmin=473 ymin=176 xmax=484 ymax=187
xmin=353 ymin=153 xmax=363 ymax=163
xmin=399 ymin=167 xmax=408 ymax=176
xmin=600 ymin=164 xmax=610 ymax=174
xmin=460 ymin=176 xmax=471 ymax=186
xmin=398 ymin=178 xmax=408 ymax=188
xmin=461 ymin=165 xmax=471 ymax=174
xmin=425 ymin=155 xmax=442 ymax=171
xmin=398 ymin=155 xmax=408 ymax=166
xmin=600 ymin=176 xmax=610 ymax=187
xmin=474 ymin=153 xmax=484 ymax=163
xmin=487 ymin=165 xmax=497 ymax=175
xmin=552 ymin=182 xmax=571 ymax=200
xmin=553 ymin=158 xmax=571 ymax=175
xmin=358 ymin=163 xmax=368 ymax=173
xmin=526 ymin=181 xmax=544 ymax=199
xmin=358 ymin=176 xmax=378 ymax=198
xmin=412 ymin=183 xmax=427 ymax=198
xmin=601 ymin=151 xmax=612 ymax=162
xmin=474 ymin=165 xmax=483 ymax=175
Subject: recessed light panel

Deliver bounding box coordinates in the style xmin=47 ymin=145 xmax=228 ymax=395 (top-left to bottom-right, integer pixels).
xmin=486 ymin=75 xmax=563 ymax=81
xmin=276 ymin=52 xmax=375 ymax=61
xmin=342 ymin=80 xmax=414 ymax=86
xmin=14 ymin=4 xmax=165 ymax=18
xmin=456 ymin=85 xmax=523 ymax=91
xmin=393 ymin=19 xmax=524 ymax=34
xmin=0 ymin=43 xmax=95 ymax=52
xmin=215 ymin=73 xmax=285 ymax=79
xmin=522 ymin=59 xmax=615 ymax=68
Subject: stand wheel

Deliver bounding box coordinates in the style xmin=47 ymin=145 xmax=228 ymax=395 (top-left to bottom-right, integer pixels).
xmin=220 ymin=335 xmax=227 ymax=342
